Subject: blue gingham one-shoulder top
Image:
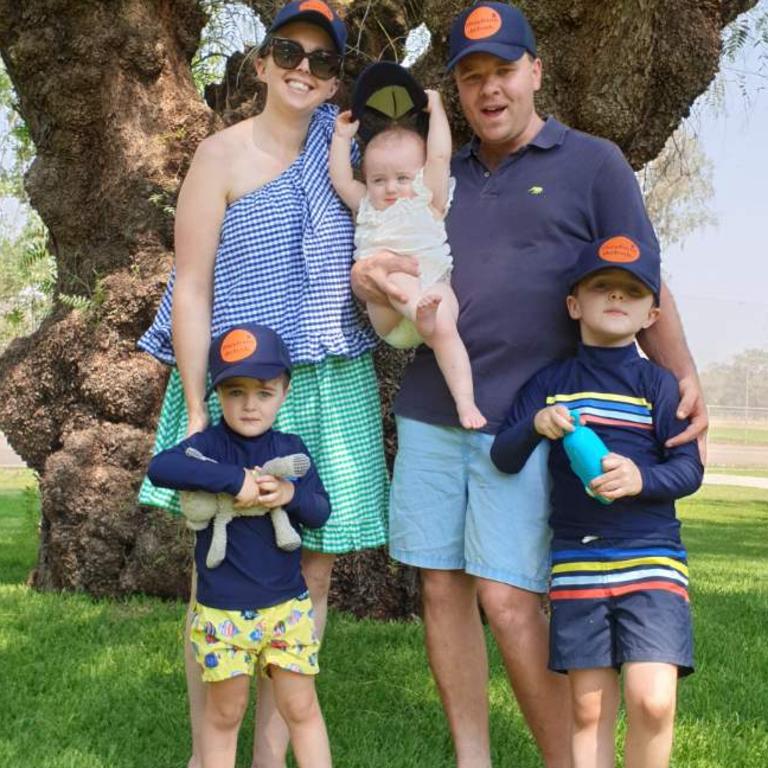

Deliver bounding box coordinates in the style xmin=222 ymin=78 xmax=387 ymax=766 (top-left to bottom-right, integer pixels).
xmin=138 ymin=104 xmax=376 ymax=366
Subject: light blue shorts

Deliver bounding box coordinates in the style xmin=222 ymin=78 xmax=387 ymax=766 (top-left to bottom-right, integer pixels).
xmin=389 ymin=416 xmax=552 ymax=592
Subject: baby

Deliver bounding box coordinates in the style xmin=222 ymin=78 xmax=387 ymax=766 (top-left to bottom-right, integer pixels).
xmin=330 ymin=78 xmax=485 ymax=429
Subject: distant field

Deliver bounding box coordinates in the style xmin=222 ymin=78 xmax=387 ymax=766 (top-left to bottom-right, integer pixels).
xmin=707 ymin=466 xmax=768 ymax=479
xmin=708 ymin=421 xmax=768 ymax=445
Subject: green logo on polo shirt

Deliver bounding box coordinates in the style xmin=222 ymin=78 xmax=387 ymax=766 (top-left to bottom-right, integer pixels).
xmin=528 ymin=185 xmax=544 ymax=196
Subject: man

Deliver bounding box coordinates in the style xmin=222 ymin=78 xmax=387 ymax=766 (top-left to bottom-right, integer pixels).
xmin=352 ymin=3 xmax=708 ymax=767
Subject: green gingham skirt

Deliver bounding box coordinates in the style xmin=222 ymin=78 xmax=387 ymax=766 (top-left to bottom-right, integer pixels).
xmin=138 ymin=353 xmax=389 ymax=553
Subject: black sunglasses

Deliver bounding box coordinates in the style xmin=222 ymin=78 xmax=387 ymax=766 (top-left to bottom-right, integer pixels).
xmin=267 ymin=37 xmax=342 ymax=81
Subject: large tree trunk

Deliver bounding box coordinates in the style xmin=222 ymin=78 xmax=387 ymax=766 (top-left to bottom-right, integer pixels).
xmin=0 ymin=0 xmax=756 ymax=615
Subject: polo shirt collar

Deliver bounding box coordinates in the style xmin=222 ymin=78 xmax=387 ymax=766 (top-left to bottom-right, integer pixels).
xmin=457 ymin=115 xmax=568 ymax=161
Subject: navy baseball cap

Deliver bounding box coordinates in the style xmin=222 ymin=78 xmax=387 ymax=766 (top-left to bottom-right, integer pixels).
xmin=268 ymin=0 xmax=347 ymax=54
xmin=447 ymin=2 xmax=537 ymax=71
xmin=207 ymin=323 xmax=292 ymax=398
xmin=569 ymin=236 xmax=661 ymax=304
xmin=351 ymin=62 xmax=429 ymax=142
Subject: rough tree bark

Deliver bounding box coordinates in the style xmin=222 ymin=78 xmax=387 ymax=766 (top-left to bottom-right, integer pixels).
xmin=0 ymin=0 xmax=757 ymax=616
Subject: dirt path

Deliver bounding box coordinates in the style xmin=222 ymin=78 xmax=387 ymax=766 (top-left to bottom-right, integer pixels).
xmin=703 ymin=473 xmax=768 ymax=489
xmin=708 ymin=443 xmax=768 ymax=469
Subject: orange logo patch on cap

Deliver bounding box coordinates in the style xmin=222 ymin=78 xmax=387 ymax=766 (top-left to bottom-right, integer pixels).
xmin=221 ymin=329 xmax=258 ymax=362
xmin=598 ymin=236 xmax=640 ymax=263
xmin=299 ymin=0 xmax=334 ymax=21
xmin=464 ymin=6 xmax=502 ymax=40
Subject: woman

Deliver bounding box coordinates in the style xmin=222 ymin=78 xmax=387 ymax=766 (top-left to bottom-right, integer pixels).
xmin=138 ymin=3 xmax=389 ymax=766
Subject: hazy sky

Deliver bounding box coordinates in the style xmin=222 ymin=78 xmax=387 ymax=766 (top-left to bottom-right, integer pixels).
xmin=662 ymin=2 xmax=767 ymax=369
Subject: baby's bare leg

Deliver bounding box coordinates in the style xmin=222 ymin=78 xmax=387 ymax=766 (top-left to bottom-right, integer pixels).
xmin=367 ymin=301 xmax=404 ymax=339
xmin=410 ymin=281 xmax=486 ymax=429
xmin=366 ymin=271 xmax=421 ymax=339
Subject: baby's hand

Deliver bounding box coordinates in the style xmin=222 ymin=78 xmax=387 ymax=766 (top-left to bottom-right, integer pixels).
xmin=590 ymin=453 xmax=643 ymax=500
xmin=533 ymin=405 xmax=574 ymax=440
xmin=335 ymin=110 xmax=359 ymax=139
xmin=424 ymin=89 xmax=442 ymax=113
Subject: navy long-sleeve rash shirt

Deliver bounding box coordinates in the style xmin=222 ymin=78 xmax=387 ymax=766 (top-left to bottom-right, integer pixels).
xmin=147 ymin=422 xmax=330 ymax=610
xmin=491 ymin=343 xmax=703 ymax=543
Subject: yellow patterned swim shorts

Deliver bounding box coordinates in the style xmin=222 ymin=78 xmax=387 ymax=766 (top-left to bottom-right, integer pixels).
xmin=190 ymin=592 xmax=319 ymax=682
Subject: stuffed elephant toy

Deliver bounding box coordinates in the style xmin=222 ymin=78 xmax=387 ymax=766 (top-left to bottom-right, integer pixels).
xmin=180 ymin=448 xmax=309 ymax=568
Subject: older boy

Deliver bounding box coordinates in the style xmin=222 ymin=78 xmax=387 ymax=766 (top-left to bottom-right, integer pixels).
xmin=491 ymin=236 xmax=704 ymax=768
xmin=148 ymin=322 xmax=332 ymax=768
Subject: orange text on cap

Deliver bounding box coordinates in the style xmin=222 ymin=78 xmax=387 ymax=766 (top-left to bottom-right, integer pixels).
xmin=598 ymin=236 xmax=640 ymax=263
xmin=221 ymin=329 xmax=258 ymax=362
xmin=464 ymin=7 xmax=502 ymax=40
xmin=299 ymin=0 xmax=334 ymax=21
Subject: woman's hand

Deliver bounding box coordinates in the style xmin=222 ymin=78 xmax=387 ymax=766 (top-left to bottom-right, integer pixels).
xmin=186 ymin=406 xmax=209 ymax=438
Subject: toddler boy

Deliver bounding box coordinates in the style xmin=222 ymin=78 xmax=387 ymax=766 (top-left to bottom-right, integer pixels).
xmin=148 ymin=322 xmax=332 ymax=768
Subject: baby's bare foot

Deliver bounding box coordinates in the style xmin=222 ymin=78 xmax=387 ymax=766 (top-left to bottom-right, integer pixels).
xmin=457 ymin=400 xmax=487 ymax=430
xmin=415 ymin=293 xmax=442 ymax=337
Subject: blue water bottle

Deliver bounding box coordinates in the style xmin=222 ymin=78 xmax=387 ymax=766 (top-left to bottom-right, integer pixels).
xmin=562 ymin=409 xmax=612 ymax=504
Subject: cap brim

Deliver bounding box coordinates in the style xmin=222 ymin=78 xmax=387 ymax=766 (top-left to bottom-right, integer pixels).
xmin=569 ymin=265 xmax=660 ymax=304
xmin=446 ymin=42 xmax=527 ymax=71
xmin=272 ymin=12 xmax=343 ymax=53
xmin=205 ymin=363 xmax=290 ymax=400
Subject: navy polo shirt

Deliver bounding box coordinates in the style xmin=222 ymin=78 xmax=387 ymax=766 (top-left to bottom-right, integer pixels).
xmin=395 ymin=117 xmax=658 ymax=432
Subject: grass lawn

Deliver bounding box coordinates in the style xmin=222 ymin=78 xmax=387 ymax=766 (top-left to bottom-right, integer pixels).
xmin=1 ymin=473 xmax=767 ymax=767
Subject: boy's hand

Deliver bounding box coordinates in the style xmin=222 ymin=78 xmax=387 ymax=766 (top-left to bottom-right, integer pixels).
xmin=334 ymin=110 xmax=359 ymax=140
xmin=234 ymin=469 xmax=262 ymax=508
xmin=589 ymin=453 xmax=643 ymax=500
xmin=533 ymin=405 xmax=574 ymax=439
xmin=424 ymin=89 xmax=442 ymax=113
xmin=254 ymin=475 xmax=295 ymax=509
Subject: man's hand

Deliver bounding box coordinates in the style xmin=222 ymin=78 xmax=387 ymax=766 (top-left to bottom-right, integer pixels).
xmin=590 ymin=453 xmax=643 ymax=500
xmin=665 ymin=374 xmax=708 ymax=462
xmin=334 ymin=110 xmax=359 ymax=140
xmin=254 ymin=475 xmax=295 ymax=509
xmin=351 ymin=250 xmax=420 ymax=305
xmin=533 ymin=405 xmax=574 ymax=440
